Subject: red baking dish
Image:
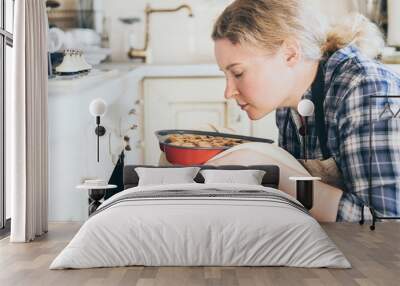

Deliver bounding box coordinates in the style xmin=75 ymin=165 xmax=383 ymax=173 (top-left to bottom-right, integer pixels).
xmin=155 ymin=129 xmax=274 ymax=166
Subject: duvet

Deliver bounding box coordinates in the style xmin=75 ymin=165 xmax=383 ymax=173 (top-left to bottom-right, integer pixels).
xmin=50 ymin=183 xmax=351 ymax=269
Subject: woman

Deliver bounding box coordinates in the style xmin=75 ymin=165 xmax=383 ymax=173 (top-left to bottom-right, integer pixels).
xmin=208 ymin=0 xmax=400 ymax=222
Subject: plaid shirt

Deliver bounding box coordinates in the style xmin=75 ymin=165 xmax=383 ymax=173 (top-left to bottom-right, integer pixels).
xmin=276 ymin=45 xmax=400 ymax=222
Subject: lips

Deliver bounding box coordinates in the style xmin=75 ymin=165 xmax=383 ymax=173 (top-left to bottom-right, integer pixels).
xmin=238 ymin=103 xmax=249 ymax=110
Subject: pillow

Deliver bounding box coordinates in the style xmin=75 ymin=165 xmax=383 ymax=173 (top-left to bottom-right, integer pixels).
xmin=200 ymin=169 xmax=266 ymax=185
xmin=135 ymin=167 xmax=201 ymax=186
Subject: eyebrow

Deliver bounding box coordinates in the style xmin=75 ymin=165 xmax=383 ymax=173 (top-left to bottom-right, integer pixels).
xmin=221 ymin=63 xmax=241 ymax=71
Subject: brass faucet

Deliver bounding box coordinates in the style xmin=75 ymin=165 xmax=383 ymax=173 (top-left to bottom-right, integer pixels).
xmin=128 ymin=4 xmax=194 ymax=62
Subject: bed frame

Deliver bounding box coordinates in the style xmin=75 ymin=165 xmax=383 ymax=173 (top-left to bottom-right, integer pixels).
xmin=123 ymin=165 xmax=280 ymax=190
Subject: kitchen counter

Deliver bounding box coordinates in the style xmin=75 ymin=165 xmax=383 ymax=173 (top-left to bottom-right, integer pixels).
xmin=48 ymin=63 xmax=223 ymax=96
xmin=48 ymin=69 xmax=121 ymax=94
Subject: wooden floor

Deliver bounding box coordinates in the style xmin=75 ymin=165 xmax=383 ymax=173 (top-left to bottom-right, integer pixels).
xmin=0 ymin=222 xmax=399 ymax=286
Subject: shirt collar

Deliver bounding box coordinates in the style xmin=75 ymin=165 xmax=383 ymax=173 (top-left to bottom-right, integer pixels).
xmin=323 ymin=44 xmax=360 ymax=83
xmin=300 ymin=44 xmax=360 ymax=102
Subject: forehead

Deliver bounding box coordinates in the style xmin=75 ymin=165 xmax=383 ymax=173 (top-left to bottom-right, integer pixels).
xmin=214 ymin=38 xmax=266 ymax=68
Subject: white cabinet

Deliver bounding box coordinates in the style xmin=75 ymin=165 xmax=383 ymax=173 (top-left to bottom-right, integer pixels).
xmin=143 ymin=77 xmax=279 ymax=164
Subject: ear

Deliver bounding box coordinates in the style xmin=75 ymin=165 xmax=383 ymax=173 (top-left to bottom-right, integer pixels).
xmin=282 ymin=39 xmax=302 ymax=67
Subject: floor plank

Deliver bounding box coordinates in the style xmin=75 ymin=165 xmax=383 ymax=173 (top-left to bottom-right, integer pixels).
xmin=0 ymin=222 xmax=399 ymax=286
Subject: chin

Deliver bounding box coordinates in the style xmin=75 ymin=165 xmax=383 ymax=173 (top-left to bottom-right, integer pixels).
xmin=246 ymin=109 xmax=266 ymax=121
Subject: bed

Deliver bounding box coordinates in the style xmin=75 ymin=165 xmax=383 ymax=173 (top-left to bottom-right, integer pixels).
xmin=50 ymin=165 xmax=350 ymax=269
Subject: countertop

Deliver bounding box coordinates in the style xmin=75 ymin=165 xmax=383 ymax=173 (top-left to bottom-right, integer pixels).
xmin=48 ymin=63 xmax=224 ymax=95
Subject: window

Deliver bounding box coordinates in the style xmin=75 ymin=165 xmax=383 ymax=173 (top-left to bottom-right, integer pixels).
xmin=0 ymin=0 xmax=14 ymax=233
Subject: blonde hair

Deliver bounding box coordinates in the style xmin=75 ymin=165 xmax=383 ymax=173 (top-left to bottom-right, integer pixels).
xmin=212 ymin=0 xmax=384 ymax=60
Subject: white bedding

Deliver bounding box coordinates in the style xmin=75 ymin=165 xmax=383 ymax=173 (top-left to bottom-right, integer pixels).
xmin=50 ymin=183 xmax=350 ymax=269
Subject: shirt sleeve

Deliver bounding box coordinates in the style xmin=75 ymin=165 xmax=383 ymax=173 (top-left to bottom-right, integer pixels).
xmin=336 ymin=76 xmax=400 ymax=221
xmin=336 ymin=192 xmax=365 ymax=222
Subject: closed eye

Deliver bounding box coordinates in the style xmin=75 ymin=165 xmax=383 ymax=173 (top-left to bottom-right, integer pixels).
xmin=233 ymin=72 xmax=243 ymax=79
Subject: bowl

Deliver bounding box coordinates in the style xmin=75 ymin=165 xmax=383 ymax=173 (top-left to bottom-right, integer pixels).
xmin=155 ymin=129 xmax=274 ymax=165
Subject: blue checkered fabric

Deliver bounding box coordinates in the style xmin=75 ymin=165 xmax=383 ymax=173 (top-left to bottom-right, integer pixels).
xmin=276 ymin=45 xmax=400 ymax=222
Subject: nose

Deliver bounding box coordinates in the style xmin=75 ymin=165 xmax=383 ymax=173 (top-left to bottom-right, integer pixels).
xmin=224 ymin=77 xmax=237 ymax=100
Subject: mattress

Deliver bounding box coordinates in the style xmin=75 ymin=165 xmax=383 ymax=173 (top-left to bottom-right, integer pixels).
xmin=50 ymin=183 xmax=351 ymax=269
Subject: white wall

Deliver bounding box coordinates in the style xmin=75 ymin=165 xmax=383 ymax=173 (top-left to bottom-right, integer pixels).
xmin=100 ymin=0 xmax=353 ymax=64
xmin=101 ymin=0 xmax=232 ymax=63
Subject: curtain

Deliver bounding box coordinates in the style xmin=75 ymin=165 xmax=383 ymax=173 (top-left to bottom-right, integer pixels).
xmin=7 ymin=0 xmax=48 ymax=242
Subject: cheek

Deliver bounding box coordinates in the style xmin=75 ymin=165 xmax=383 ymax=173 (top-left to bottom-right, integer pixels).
xmin=242 ymin=73 xmax=280 ymax=107
xmin=240 ymin=68 xmax=290 ymax=119
xmin=238 ymin=77 xmax=265 ymax=104
xmin=255 ymin=66 xmax=290 ymax=105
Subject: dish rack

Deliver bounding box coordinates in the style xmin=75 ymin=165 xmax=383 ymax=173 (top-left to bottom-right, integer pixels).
xmin=55 ymin=49 xmax=92 ymax=75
